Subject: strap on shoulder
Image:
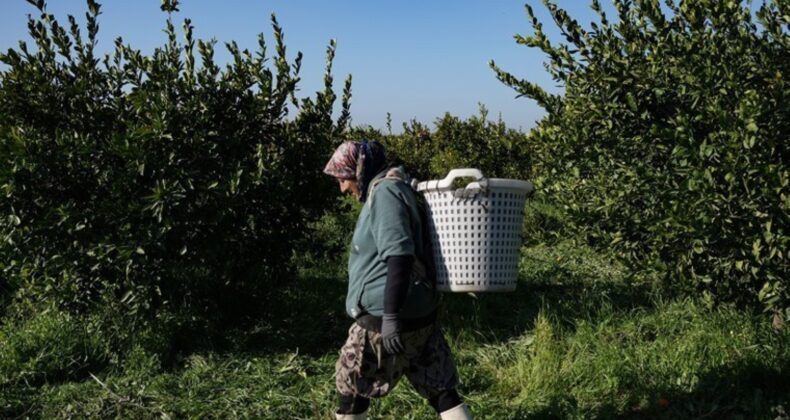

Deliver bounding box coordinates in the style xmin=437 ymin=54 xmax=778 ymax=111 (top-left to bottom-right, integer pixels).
xmin=367 ymin=168 xmax=407 ymax=207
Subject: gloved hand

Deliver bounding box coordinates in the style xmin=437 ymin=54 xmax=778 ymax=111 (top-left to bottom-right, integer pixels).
xmin=381 ymin=313 xmax=405 ymax=355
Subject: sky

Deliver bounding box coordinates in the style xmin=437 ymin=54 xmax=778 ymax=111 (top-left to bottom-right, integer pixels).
xmin=0 ymin=1 xmax=614 ymax=133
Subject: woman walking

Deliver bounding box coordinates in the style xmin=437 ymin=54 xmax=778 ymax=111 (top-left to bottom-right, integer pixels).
xmin=324 ymin=140 xmax=472 ymax=420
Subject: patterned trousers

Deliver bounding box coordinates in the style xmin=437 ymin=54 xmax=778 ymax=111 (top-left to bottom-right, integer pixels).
xmin=335 ymin=321 xmax=459 ymax=399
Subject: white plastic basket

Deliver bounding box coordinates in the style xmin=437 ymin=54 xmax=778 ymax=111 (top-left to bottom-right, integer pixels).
xmin=416 ymin=169 xmax=533 ymax=292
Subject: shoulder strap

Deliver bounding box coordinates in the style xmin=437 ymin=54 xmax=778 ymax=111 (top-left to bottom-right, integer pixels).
xmin=367 ymin=167 xmax=407 ymax=208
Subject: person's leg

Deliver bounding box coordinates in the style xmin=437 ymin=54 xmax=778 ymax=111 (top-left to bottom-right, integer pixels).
xmin=427 ymin=388 xmax=472 ymax=419
xmin=403 ymin=325 xmax=472 ymax=419
xmin=335 ymin=322 xmax=408 ymax=418
xmin=428 ymin=389 xmax=463 ymax=412
xmin=336 ymin=394 xmax=370 ymax=419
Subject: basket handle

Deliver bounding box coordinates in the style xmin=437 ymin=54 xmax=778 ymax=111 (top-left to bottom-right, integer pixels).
xmin=436 ymin=168 xmax=486 ymax=189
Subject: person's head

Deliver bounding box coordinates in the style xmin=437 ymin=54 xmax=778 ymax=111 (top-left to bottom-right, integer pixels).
xmin=323 ymin=140 xmax=387 ymax=202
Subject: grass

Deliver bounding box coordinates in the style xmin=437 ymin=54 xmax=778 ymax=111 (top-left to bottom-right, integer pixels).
xmin=2 ymin=241 xmax=789 ymax=419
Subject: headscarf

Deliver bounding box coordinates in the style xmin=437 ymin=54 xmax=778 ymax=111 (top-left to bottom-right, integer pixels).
xmin=324 ymin=140 xmax=387 ymax=202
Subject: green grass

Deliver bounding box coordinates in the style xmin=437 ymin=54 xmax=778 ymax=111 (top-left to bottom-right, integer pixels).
xmin=2 ymin=241 xmax=788 ymax=419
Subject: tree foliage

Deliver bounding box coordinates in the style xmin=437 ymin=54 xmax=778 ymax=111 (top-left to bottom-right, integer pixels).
xmin=377 ymin=106 xmax=534 ymax=182
xmin=494 ymin=0 xmax=790 ymax=318
xmin=0 ymin=1 xmax=351 ymax=339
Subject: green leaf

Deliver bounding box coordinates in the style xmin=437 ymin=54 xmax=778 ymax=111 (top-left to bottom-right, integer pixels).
xmin=626 ymin=93 xmax=637 ymax=112
xmin=752 ymin=239 xmax=762 ymax=259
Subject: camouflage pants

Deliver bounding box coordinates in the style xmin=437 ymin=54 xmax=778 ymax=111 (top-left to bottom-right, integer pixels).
xmin=335 ymin=321 xmax=459 ymax=400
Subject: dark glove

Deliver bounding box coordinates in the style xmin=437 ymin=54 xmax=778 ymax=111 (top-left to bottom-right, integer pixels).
xmin=381 ymin=313 xmax=405 ymax=355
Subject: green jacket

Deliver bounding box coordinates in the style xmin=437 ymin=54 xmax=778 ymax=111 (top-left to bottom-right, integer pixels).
xmin=346 ymin=168 xmax=437 ymax=319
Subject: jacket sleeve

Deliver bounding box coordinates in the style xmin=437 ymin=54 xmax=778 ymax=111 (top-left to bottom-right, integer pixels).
xmin=384 ymin=255 xmax=413 ymax=315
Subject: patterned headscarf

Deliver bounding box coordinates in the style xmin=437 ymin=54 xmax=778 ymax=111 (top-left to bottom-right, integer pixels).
xmin=324 ymin=140 xmax=387 ymax=202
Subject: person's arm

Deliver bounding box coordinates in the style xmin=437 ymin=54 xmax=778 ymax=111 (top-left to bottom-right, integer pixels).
xmin=369 ymin=183 xmax=416 ymax=355
xmin=384 ymin=255 xmax=413 ymax=315
xmin=381 ymin=255 xmax=412 ymax=355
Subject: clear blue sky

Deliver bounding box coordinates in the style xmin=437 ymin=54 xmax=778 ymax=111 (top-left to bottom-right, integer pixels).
xmin=0 ymin=1 xmax=612 ymax=132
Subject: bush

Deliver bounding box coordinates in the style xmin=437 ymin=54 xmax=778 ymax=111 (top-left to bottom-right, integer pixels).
xmin=493 ymin=0 xmax=790 ymax=317
xmin=0 ymin=0 xmax=351 ymax=349
xmin=382 ymin=105 xmax=534 ymax=181
xmin=291 ymin=195 xmax=360 ymax=275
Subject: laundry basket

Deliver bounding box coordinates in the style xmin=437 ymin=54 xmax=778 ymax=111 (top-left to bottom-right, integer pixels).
xmin=416 ymin=169 xmax=533 ymax=292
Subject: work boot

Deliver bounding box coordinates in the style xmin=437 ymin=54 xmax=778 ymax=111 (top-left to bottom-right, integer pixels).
xmin=440 ymin=403 xmax=473 ymax=419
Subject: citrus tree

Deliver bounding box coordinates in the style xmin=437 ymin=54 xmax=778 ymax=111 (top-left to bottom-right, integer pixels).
xmin=492 ymin=0 xmax=790 ymax=320
xmin=0 ymin=0 xmax=351 ymax=342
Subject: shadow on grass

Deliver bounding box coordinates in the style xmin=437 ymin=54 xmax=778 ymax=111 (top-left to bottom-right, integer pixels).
xmin=440 ymin=271 xmax=662 ymax=346
xmin=616 ymin=360 xmax=790 ymax=420
xmin=240 ymin=247 xmax=666 ymax=354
